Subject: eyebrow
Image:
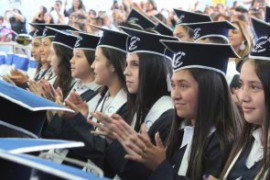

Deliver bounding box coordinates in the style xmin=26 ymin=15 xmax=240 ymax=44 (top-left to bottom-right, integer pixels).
xmin=239 ymin=79 xmax=262 ymax=84
xmin=171 ymin=79 xmax=189 ymax=83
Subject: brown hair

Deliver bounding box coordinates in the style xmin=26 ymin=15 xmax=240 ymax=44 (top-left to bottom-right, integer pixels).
xmin=220 ymin=59 xmax=270 ymax=179
xmin=53 ymin=43 xmax=74 ymax=98
xmin=232 ymin=20 xmax=254 ymax=64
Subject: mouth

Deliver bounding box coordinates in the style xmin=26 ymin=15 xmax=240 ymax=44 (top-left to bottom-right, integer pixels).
xmin=174 ymin=102 xmax=185 ymax=108
xmin=242 ymin=106 xmax=255 ymax=113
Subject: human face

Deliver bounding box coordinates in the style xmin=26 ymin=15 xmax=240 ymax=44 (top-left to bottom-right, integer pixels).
xmin=49 ymin=45 xmax=60 ymax=74
xmin=73 ymin=0 xmax=80 ymax=9
xmin=70 ymin=49 xmax=92 ymax=79
xmin=171 ymin=70 xmax=198 ymax=120
xmin=173 ymin=26 xmax=193 ymax=42
xmin=40 ymin=37 xmax=52 ymax=63
xmin=54 ymin=1 xmax=62 ymax=12
xmin=238 ymin=60 xmax=265 ymax=125
xmin=91 ymin=47 xmax=114 ymax=85
xmin=31 ymin=38 xmax=41 ymax=62
xmin=124 ymin=53 xmax=139 ymax=94
xmin=228 ymin=23 xmax=245 ymax=49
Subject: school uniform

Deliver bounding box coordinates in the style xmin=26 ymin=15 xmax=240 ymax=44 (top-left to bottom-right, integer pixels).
xmin=224 ymin=128 xmax=263 ymax=180
xmin=62 ymin=88 xmax=128 ymax=168
xmin=104 ymin=96 xmax=174 ymax=179
xmin=148 ymin=128 xmax=231 ymax=180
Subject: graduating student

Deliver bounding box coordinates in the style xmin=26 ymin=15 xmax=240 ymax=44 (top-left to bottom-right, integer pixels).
xmin=27 ymin=24 xmax=79 ymax=96
xmin=207 ymin=17 xmax=270 ymax=180
xmin=45 ymin=27 xmax=129 ymax=169
xmin=89 ymin=26 xmax=177 ymax=179
xmin=45 ymin=27 xmax=78 ymax=99
xmin=68 ymin=31 xmax=101 ymax=101
xmin=184 ymin=20 xmax=236 ymax=44
xmin=111 ymin=41 xmax=243 ymax=180
xmin=3 ymin=23 xmax=51 ymax=88
xmin=173 ymin=9 xmax=211 ymax=42
xmin=42 ymin=31 xmax=104 ymax=167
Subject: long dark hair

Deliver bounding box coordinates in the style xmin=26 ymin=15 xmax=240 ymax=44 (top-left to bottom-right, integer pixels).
xmin=127 ymin=53 xmax=171 ymax=131
xmin=220 ymin=59 xmax=270 ymax=179
xmin=53 ymin=44 xmax=74 ymax=98
xmin=98 ymin=47 xmax=126 ymax=97
xmin=72 ymin=0 xmax=85 ymax=10
xmin=166 ymin=68 xmax=242 ymax=179
xmin=83 ymin=49 xmax=95 ymax=65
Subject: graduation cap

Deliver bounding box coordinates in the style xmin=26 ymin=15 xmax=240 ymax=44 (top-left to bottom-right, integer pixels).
xmin=265 ymin=6 xmax=270 ymax=23
xmin=0 ymin=150 xmax=107 ymax=180
xmin=29 ymin=23 xmax=44 ymax=38
xmin=72 ymin=31 xmax=100 ymax=51
xmin=126 ymin=8 xmax=156 ymax=30
xmin=42 ymin=24 xmax=79 ymax=38
xmin=184 ymin=20 xmax=236 ymax=42
xmin=152 ymin=16 xmax=173 ymax=36
xmin=0 ymin=138 xmax=84 ymax=154
xmin=47 ymin=27 xmax=78 ymax=49
xmin=90 ymin=25 xmax=128 ymax=53
xmin=120 ymin=26 xmax=178 ymax=60
xmin=173 ymin=9 xmax=211 ymax=24
xmin=0 ymin=80 xmax=72 ymax=136
xmin=249 ymin=17 xmax=270 ymax=60
xmin=160 ymin=40 xmax=240 ymax=75
xmin=0 ymin=120 xmax=37 ymax=138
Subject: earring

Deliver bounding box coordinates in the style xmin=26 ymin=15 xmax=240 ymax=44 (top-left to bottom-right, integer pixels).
xmin=239 ymin=41 xmax=246 ymax=51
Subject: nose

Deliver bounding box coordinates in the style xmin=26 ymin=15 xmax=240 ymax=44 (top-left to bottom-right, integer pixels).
xmin=171 ymin=86 xmax=181 ymax=101
xmin=123 ymin=65 xmax=130 ymax=77
xmin=39 ymin=45 xmax=44 ymax=53
xmin=91 ymin=60 xmax=96 ymax=69
xmin=70 ymin=56 xmax=75 ymax=64
xmin=238 ymin=86 xmax=251 ymax=103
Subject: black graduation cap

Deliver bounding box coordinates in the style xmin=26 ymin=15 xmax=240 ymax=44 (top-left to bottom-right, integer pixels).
xmin=42 ymin=24 xmax=79 ymax=38
xmin=72 ymin=31 xmax=100 ymax=51
xmin=0 ymin=120 xmax=37 ymax=138
xmin=29 ymin=23 xmax=44 ymax=38
xmin=90 ymin=25 xmax=128 ymax=53
xmin=160 ymin=40 xmax=240 ymax=74
xmin=0 ymin=149 xmax=106 ymax=180
xmin=249 ymin=17 xmax=270 ymax=60
xmin=173 ymin=9 xmax=211 ymax=24
xmin=184 ymin=20 xmax=236 ymax=42
xmin=0 ymin=80 xmax=73 ymax=136
xmin=46 ymin=27 xmax=78 ymax=49
xmin=265 ymin=6 xmax=270 ymax=23
xmin=152 ymin=16 xmax=173 ymax=36
xmin=126 ymin=8 xmax=156 ymax=30
xmin=120 ymin=26 xmax=178 ymax=60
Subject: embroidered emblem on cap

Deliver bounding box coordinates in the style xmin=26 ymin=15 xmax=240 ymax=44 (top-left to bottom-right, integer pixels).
xmin=178 ymin=15 xmax=185 ymax=23
xmin=129 ymin=36 xmax=141 ymax=51
xmin=33 ymin=30 xmax=38 ymax=37
xmin=173 ymin=51 xmax=185 ymax=69
xmin=252 ymin=36 xmax=270 ymax=53
xmin=42 ymin=29 xmax=48 ymax=36
xmin=128 ymin=17 xmax=139 ymax=25
xmin=75 ymin=38 xmax=82 ymax=48
xmin=193 ymin=28 xmax=201 ymax=39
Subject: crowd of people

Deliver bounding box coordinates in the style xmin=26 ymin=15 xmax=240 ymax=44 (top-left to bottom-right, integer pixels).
xmin=1 ymin=0 xmax=270 ymax=179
